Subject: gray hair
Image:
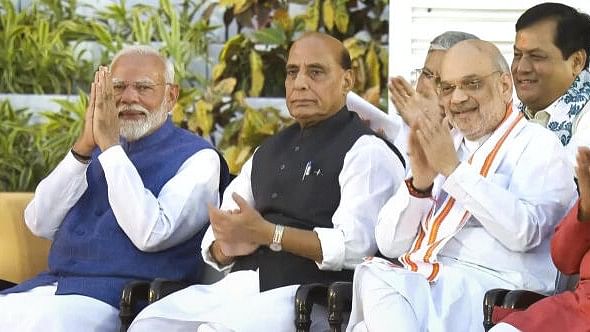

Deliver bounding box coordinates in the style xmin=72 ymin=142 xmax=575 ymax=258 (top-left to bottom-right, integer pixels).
xmin=110 ymin=45 xmax=175 ymax=83
xmin=429 ymin=31 xmax=479 ymax=51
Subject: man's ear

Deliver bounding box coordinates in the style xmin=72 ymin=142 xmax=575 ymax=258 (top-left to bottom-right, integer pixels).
xmin=167 ymin=83 xmax=180 ymax=105
xmin=570 ymin=49 xmax=587 ymax=76
xmin=342 ymin=69 xmax=354 ymax=95
xmin=499 ymin=72 xmax=513 ymax=103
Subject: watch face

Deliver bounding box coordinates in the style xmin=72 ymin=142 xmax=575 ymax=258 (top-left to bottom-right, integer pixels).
xmin=269 ymin=243 xmax=282 ymax=252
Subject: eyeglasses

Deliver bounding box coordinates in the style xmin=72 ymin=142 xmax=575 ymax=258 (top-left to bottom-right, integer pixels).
xmin=112 ymin=80 xmax=172 ymax=97
xmin=437 ymin=71 xmax=502 ymax=97
xmin=410 ymin=68 xmax=438 ymax=86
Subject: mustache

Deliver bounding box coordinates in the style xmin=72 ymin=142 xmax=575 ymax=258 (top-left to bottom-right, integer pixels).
xmin=118 ymin=104 xmax=149 ymax=116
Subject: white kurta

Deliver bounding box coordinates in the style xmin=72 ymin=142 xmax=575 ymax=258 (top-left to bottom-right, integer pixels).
xmin=128 ymin=135 xmax=406 ymax=332
xmin=347 ymin=123 xmax=578 ymax=332
xmin=0 ymin=146 xmax=221 ymax=332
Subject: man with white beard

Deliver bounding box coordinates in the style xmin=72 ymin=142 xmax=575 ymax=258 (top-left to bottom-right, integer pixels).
xmin=0 ymin=45 xmax=230 ymax=332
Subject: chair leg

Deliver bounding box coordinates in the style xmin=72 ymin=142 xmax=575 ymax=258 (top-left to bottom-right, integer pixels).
xmin=294 ymin=283 xmax=328 ymax=332
xmin=328 ymin=281 xmax=353 ymax=332
xmin=119 ymin=280 xmax=151 ymax=332
xmin=482 ymin=288 xmax=510 ymax=331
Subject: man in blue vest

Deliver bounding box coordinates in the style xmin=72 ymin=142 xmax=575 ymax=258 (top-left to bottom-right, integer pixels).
xmin=127 ymin=32 xmax=406 ymax=331
xmin=0 ymin=46 xmax=229 ymax=331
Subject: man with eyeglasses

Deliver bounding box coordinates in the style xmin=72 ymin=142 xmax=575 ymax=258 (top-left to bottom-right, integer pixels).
xmin=512 ymin=3 xmax=590 ymax=168
xmin=0 ymin=45 xmax=230 ymax=331
xmin=345 ymin=39 xmax=576 ymax=332
xmin=387 ymin=31 xmax=478 ymax=163
xmin=127 ymin=32 xmax=405 ymax=332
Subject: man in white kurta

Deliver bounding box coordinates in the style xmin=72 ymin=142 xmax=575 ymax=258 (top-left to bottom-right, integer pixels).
xmin=0 ymin=46 xmax=225 ymax=332
xmin=128 ymin=32 xmax=406 ymax=332
xmin=512 ymin=3 xmax=590 ymax=168
xmin=346 ymin=40 xmax=577 ymax=332
xmin=348 ymin=31 xmax=478 ymax=164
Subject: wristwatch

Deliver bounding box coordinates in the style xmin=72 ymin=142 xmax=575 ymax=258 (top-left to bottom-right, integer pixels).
xmin=269 ymin=224 xmax=285 ymax=252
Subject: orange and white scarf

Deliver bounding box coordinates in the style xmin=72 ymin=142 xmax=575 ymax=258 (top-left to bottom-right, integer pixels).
xmin=400 ymin=104 xmax=526 ymax=282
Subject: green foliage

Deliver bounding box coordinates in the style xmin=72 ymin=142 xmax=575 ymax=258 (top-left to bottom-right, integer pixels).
xmin=0 ymin=0 xmax=389 ymax=188
xmin=0 ymin=96 xmax=84 ymax=191
xmin=211 ymin=0 xmax=389 ymax=105
xmin=0 ymin=0 xmax=94 ymax=94
xmin=175 ymin=78 xmax=293 ymax=173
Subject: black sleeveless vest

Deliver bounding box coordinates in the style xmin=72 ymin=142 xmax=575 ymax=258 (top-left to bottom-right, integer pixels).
xmin=232 ymin=108 xmax=404 ymax=291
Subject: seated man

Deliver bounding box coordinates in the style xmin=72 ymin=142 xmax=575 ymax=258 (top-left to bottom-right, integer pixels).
xmin=388 ymin=30 xmax=479 ymax=158
xmin=346 ymin=40 xmax=577 ymax=332
xmin=127 ymin=32 xmax=406 ymax=332
xmin=512 ymin=3 xmax=590 ymax=167
xmin=0 ymin=46 xmax=229 ymax=331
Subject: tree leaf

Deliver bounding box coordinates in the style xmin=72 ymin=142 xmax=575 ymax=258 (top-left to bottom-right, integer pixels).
xmin=213 ymin=77 xmax=237 ymax=95
xmin=322 ymin=0 xmax=335 ymax=31
xmin=343 ymin=38 xmax=365 ymax=60
xmin=253 ymin=27 xmax=286 ymax=45
xmin=219 ymin=34 xmax=246 ymax=62
xmin=334 ymin=0 xmax=349 ymax=33
xmin=305 ymin=0 xmax=320 ymax=31
xmin=212 ymin=62 xmax=227 ymax=82
xmin=233 ymin=0 xmax=253 ymax=15
xmin=366 ymin=43 xmax=381 ymax=89
xmin=189 ymin=99 xmax=214 ymax=136
xmin=249 ymin=50 xmax=264 ymax=97
xmin=222 ymin=145 xmax=252 ymax=174
xmin=273 ymin=8 xmax=292 ymax=33
xmin=171 ymin=103 xmax=185 ymax=124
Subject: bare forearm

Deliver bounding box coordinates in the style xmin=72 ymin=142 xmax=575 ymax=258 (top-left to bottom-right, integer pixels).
xmin=280 ymin=227 xmax=323 ymax=263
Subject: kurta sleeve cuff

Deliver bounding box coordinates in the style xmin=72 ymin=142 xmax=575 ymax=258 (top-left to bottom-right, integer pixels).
xmin=201 ymin=227 xmax=234 ymax=272
xmin=441 ymin=161 xmax=480 ymax=200
xmin=96 ymin=145 xmax=126 ymax=168
xmin=64 ymin=149 xmax=92 ymax=172
xmin=313 ymin=227 xmax=345 ymax=270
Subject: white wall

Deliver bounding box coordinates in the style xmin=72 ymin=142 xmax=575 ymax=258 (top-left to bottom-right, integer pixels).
xmin=389 ymin=0 xmax=590 ymax=79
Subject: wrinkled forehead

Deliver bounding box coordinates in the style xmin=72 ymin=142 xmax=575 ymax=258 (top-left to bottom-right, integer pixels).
xmin=111 ymin=53 xmax=166 ymax=82
xmin=287 ymin=37 xmax=340 ymax=68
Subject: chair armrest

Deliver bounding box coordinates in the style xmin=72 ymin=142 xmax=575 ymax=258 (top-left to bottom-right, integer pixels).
xmin=327 ymin=281 xmax=352 ymax=332
xmin=482 ymin=288 xmax=510 ymax=331
xmin=294 ymin=283 xmax=329 ymax=332
xmin=503 ymin=290 xmax=547 ymax=309
xmin=149 ymin=278 xmax=192 ymax=302
xmin=119 ymin=280 xmax=151 ymax=332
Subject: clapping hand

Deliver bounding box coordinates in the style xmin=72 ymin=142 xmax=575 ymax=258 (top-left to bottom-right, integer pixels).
xmin=92 ymin=66 xmax=120 ymax=151
xmin=72 ymin=71 xmax=99 ymax=156
xmin=208 ymin=193 xmax=271 ymax=257
xmin=389 ymin=76 xmax=442 ymax=127
xmin=414 ymin=113 xmax=459 ymax=177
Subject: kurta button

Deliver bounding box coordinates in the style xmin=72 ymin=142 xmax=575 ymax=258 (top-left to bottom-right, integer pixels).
xmin=271 ymin=193 xmax=278 ymax=199
xmin=294 ymin=146 xmax=300 ymax=152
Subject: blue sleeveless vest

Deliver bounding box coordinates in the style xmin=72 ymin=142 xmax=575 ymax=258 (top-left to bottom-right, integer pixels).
xmin=3 ymin=119 xmax=230 ymax=308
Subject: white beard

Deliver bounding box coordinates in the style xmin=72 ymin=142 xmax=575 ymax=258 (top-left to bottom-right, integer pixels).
xmin=118 ymin=99 xmax=169 ymax=141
